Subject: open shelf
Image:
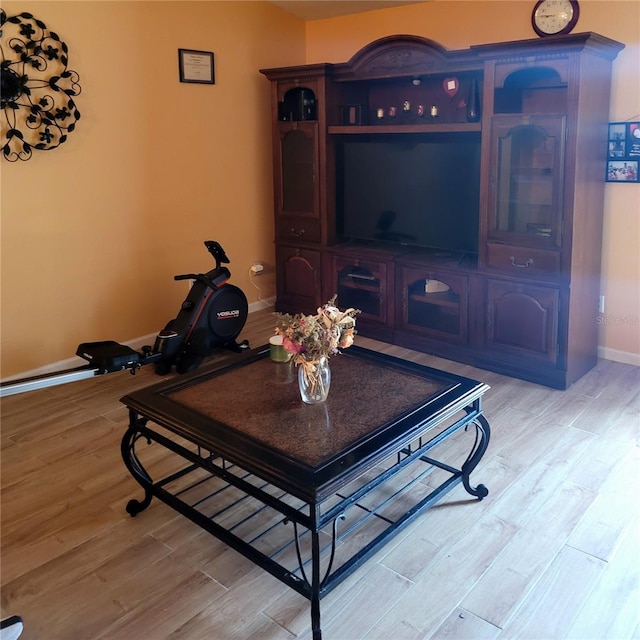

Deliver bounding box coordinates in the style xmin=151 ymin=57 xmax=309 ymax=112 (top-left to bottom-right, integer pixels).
xmin=338 ymin=268 xmax=382 ymax=318
xmin=409 ymin=290 xmax=460 ymax=309
xmin=329 ymin=123 xmax=481 ymax=135
xmin=400 ymin=270 xmax=468 ymax=343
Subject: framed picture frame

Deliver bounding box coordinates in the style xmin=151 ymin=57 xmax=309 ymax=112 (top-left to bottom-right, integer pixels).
xmin=606 ymin=121 xmax=640 ymax=182
xmin=178 ymin=49 xmax=215 ymax=85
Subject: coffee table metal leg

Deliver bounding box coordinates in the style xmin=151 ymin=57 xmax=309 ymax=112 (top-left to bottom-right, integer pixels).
xmin=461 ymin=415 xmax=490 ymax=499
xmin=290 ymin=512 xmax=347 ymax=638
xmin=311 ymin=528 xmax=322 ymax=640
xmin=120 ymin=423 xmax=154 ymax=516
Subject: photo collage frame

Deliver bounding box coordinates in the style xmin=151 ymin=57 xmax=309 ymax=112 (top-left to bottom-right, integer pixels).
xmin=606 ymin=121 xmax=640 ymax=183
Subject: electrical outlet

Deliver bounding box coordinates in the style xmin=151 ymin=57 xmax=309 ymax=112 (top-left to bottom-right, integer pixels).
xmin=250 ymin=262 xmax=264 ymax=275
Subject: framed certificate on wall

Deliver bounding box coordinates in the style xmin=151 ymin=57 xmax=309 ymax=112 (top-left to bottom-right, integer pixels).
xmin=178 ymin=49 xmax=215 ymax=85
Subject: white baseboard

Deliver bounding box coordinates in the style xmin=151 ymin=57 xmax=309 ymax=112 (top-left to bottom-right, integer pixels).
xmin=598 ymin=345 xmax=640 ymax=367
xmin=249 ymin=297 xmax=275 ymax=314
xmin=1 ymin=300 xmax=275 ymax=384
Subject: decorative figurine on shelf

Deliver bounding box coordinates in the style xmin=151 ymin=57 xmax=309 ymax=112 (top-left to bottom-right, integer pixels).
xmin=466 ymin=77 xmax=481 ymax=123
xmin=442 ymin=76 xmax=460 ymax=122
xmin=443 ymin=77 xmax=460 ymax=99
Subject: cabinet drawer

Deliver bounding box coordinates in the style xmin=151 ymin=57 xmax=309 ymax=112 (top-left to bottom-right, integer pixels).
xmin=486 ymin=243 xmax=560 ymax=277
xmin=276 ymin=218 xmax=321 ymax=243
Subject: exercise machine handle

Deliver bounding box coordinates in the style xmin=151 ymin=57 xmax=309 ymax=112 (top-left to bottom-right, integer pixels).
xmin=204 ymin=240 xmax=230 ymax=269
xmin=174 ymin=268 xmax=230 ymax=291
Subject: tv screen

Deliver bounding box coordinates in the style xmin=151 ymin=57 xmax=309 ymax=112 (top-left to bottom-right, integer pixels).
xmin=336 ymin=136 xmax=481 ymax=254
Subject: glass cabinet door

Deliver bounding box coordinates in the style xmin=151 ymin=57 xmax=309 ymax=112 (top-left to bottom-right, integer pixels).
xmin=489 ymin=115 xmax=565 ymax=248
xmin=277 ymin=122 xmax=319 ymax=218
xmin=400 ymin=267 xmax=468 ymax=344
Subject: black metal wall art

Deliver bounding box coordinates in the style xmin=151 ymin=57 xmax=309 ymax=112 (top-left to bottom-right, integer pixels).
xmin=0 ymin=10 xmax=81 ymax=162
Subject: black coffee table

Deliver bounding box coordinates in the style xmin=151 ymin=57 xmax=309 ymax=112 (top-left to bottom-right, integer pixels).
xmin=120 ymin=345 xmax=490 ymax=639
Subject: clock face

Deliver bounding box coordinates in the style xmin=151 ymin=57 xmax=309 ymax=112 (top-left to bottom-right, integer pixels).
xmin=532 ymin=0 xmax=580 ymax=37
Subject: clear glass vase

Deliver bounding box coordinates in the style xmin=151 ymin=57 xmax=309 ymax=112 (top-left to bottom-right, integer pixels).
xmin=298 ymin=356 xmax=331 ymax=404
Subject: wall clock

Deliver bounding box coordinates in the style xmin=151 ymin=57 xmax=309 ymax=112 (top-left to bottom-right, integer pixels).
xmin=0 ymin=10 xmax=81 ymax=162
xmin=531 ymin=0 xmax=580 ymax=37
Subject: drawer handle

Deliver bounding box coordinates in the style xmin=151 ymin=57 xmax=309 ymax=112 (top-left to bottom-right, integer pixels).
xmin=510 ymin=256 xmax=534 ymax=268
xmin=290 ymin=228 xmax=306 ymax=238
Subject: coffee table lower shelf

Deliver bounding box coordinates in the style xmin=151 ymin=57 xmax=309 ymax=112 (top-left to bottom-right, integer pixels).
xmin=121 ymin=408 xmax=490 ymax=639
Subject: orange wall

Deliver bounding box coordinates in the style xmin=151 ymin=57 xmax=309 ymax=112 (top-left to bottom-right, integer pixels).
xmin=2 ymin=1 xmax=638 ymax=378
xmin=305 ymin=0 xmax=640 ymax=363
xmin=1 ymin=1 xmax=305 ymax=377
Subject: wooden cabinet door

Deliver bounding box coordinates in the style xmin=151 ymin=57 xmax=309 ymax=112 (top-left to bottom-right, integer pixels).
xmin=275 ymin=246 xmax=322 ymax=315
xmin=275 ymin=122 xmax=320 ymax=220
xmin=485 ymin=279 xmax=560 ymax=365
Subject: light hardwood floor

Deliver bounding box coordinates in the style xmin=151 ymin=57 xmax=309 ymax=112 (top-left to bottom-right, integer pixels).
xmin=2 ymin=308 xmax=639 ymax=639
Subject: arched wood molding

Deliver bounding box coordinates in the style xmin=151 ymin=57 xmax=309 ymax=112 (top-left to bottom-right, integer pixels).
xmin=332 ymin=34 xmax=477 ymax=80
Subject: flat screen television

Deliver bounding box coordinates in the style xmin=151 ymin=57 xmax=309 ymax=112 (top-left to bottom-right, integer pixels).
xmin=336 ymin=135 xmax=482 ymax=255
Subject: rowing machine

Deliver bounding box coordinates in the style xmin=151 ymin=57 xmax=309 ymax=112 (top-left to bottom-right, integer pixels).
xmin=0 ymin=241 xmax=249 ymax=397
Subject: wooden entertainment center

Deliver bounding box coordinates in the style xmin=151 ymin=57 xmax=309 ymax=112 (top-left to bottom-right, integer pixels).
xmin=260 ymin=33 xmax=624 ymax=389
